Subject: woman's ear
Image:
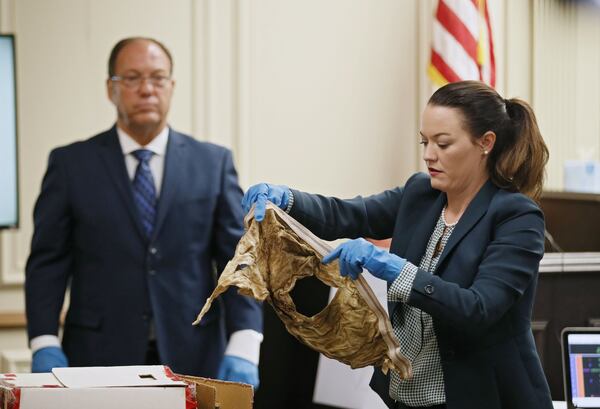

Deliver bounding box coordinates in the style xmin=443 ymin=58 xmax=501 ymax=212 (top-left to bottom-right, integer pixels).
xmin=481 ymin=131 xmax=496 ymax=155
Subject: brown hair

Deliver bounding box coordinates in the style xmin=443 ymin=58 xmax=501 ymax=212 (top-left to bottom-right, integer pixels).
xmin=108 ymin=37 xmax=173 ymax=77
xmin=428 ymin=80 xmax=549 ymax=200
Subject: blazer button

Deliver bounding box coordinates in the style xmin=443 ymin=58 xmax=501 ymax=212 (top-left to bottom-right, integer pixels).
xmin=424 ymin=284 xmax=435 ymax=295
xmin=149 ymin=247 xmax=158 ymax=255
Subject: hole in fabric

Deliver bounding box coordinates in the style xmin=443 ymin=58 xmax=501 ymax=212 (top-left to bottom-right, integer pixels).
xmin=289 ymin=275 xmax=332 ymax=318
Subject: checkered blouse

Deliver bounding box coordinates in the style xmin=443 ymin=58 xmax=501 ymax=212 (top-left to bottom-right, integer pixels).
xmin=387 ymin=210 xmax=456 ymax=406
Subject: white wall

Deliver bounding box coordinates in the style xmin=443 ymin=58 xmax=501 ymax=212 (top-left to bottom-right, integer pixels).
xmin=531 ymin=0 xmax=600 ymax=190
xmin=238 ymin=0 xmax=419 ymax=196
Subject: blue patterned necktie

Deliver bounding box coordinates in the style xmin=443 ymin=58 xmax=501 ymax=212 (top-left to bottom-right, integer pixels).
xmin=131 ymin=149 xmax=157 ymax=238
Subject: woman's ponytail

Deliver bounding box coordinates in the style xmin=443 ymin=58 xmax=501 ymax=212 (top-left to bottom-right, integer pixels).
xmin=493 ymin=99 xmax=548 ymax=200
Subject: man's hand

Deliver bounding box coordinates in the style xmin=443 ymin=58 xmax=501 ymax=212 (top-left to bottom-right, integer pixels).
xmin=31 ymin=346 xmax=68 ymax=373
xmin=242 ymin=183 xmax=290 ymax=222
xmin=217 ymin=355 xmax=260 ymax=389
xmin=322 ymin=238 xmax=407 ymax=283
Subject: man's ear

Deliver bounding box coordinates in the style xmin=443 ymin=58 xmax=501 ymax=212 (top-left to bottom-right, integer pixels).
xmin=106 ymin=79 xmax=117 ymax=105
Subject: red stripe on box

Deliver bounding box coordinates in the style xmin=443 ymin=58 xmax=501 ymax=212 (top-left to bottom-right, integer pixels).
xmin=163 ymin=366 xmax=178 ymax=380
xmin=10 ymin=388 xmax=20 ymax=409
xmin=163 ymin=366 xmax=196 ymax=409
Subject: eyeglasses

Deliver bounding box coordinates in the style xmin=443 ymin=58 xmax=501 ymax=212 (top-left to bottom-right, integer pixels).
xmin=110 ymin=74 xmax=172 ymax=89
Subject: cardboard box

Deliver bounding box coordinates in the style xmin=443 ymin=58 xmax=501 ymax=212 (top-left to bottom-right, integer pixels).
xmin=179 ymin=374 xmax=253 ymax=409
xmin=0 ymin=366 xmax=253 ymax=409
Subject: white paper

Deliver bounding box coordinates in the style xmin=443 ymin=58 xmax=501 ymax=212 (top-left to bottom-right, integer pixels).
xmin=0 ymin=373 xmax=60 ymax=388
xmin=53 ymin=365 xmax=187 ymax=388
xmin=313 ymin=273 xmax=390 ymax=409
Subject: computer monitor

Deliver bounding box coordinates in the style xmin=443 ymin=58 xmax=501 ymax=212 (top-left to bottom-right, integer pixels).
xmin=0 ymin=34 xmax=19 ymax=229
xmin=562 ymin=327 xmax=600 ymax=409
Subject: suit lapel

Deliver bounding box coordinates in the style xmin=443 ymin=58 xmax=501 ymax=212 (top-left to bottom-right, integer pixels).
xmin=152 ymin=129 xmax=185 ymax=240
xmin=97 ymin=126 xmax=146 ymax=241
xmin=388 ymin=191 xmax=445 ymax=318
xmin=404 ymin=193 xmax=446 ymax=265
xmin=436 ymin=180 xmax=498 ymax=269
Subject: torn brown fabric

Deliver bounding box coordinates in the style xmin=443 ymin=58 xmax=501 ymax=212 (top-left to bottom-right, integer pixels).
xmin=194 ymin=203 xmax=411 ymax=378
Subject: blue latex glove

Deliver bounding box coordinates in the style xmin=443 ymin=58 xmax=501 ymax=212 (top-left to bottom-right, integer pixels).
xmin=241 ymin=183 xmax=290 ymax=222
xmin=217 ymin=355 xmax=260 ymax=389
xmin=322 ymin=238 xmax=407 ymax=284
xmin=31 ymin=346 xmax=68 ymax=373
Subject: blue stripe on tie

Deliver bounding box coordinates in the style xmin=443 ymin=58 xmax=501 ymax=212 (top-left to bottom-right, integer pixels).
xmin=131 ymin=149 xmax=157 ymax=238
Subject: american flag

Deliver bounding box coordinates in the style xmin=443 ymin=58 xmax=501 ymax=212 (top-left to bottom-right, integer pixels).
xmin=428 ymin=0 xmax=496 ymax=87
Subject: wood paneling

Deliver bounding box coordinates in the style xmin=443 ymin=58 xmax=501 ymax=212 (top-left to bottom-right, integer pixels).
xmin=541 ymin=191 xmax=600 ymax=252
xmin=0 ymin=312 xmax=25 ymax=329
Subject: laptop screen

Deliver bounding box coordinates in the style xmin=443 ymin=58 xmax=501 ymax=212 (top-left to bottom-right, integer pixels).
xmin=563 ymin=330 xmax=600 ymax=408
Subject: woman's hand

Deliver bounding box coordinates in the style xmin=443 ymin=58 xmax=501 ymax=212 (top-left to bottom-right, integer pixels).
xmin=242 ymin=183 xmax=290 ymax=221
xmin=322 ymin=238 xmax=406 ymax=283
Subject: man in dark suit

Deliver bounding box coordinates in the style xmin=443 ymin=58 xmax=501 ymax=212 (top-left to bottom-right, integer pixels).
xmin=25 ymin=37 xmax=262 ymax=387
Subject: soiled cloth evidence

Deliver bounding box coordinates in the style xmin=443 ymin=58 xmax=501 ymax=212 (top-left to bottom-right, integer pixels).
xmin=194 ymin=203 xmax=411 ymax=378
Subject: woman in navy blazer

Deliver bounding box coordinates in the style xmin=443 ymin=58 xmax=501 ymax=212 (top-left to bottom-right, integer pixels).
xmin=243 ymin=81 xmax=553 ymax=409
